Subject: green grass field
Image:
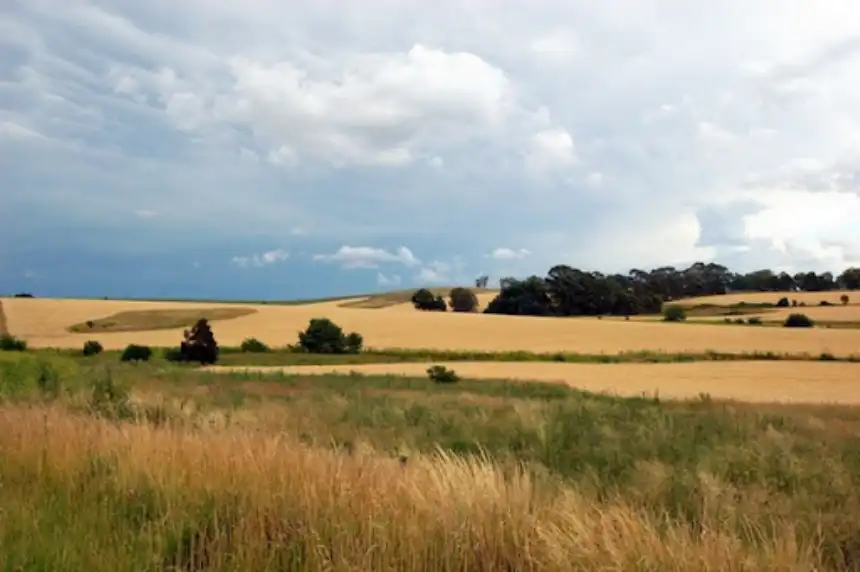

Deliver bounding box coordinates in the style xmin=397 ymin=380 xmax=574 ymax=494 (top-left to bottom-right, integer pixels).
xmin=1 ymin=352 xmax=860 ymax=570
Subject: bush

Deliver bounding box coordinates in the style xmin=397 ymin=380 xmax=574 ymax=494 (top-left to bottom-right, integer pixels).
xmin=427 ymin=365 xmax=459 ymax=383
xmin=776 ymin=297 xmax=790 ymax=307
xmin=178 ymin=319 xmax=219 ymax=364
xmin=411 ymin=288 xmax=447 ymax=311
xmin=841 ymin=294 xmax=850 ymax=305
xmin=662 ymin=305 xmax=687 ymax=322
xmin=12 ymin=292 xmax=33 ymax=298
xmin=297 ymin=318 xmax=363 ymax=354
xmin=747 ymin=317 xmax=763 ymax=325
xmin=0 ymin=334 xmax=27 ymax=351
xmin=449 ymin=287 xmax=479 ymax=312
xmin=240 ymin=337 xmax=269 ymax=353
xmin=819 ymin=300 xmax=833 ymax=307
xmin=783 ymin=313 xmax=815 ymax=328
xmin=791 ymin=299 xmax=798 ymax=307
xmin=120 ymin=344 xmax=152 ymax=362
xmin=163 ymin=347 xmax=183 ymax=362
xmin=82 ymin=340 xmax=104 ymax=356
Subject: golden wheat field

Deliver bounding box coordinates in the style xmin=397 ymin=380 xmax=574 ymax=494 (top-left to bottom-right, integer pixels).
xmin=210 ymin=361 xmax=860 ymax=404
xmin=3 ymin=295 xmax=860 ymax=356
xmin=679 ymin=290 xmax=853 ymax=307
xmin=699 ymin=305 xmax=860 ymax=323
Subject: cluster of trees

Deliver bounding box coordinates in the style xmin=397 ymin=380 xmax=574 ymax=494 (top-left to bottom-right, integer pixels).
xmin=482 ymin=263 xmax=860 ymax=317
xmin=410 ymin=263 xmax=860 ymax=318
xmin=411 ymin=287 xmax=480 ymax=312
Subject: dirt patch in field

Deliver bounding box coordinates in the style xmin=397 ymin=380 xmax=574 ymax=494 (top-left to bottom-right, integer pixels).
xmin=208 ymin=361 xmax=860 ymax=405
xmin=67 ymin=307 xmax=257 ymax=333
xmin=0 ymin=300 xmax=7 ymax=335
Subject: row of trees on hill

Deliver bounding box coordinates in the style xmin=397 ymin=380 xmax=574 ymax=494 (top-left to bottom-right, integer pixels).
xmin=410 ymin=263 xmax=860 ymax=318
xmin=487 ymin=264 xmax=860 ymax=299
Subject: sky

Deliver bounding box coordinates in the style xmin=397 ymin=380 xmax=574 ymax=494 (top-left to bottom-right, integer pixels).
xmin=2 ymin=0 xmax=860 ymax=300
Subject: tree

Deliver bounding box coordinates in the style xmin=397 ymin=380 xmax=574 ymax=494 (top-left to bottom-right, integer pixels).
xmin=838 ymin=267 xmax=860 ymax=290
xmin=297 ymin=318 xmax=363 ymax=354
xmin=449 ymin=287 xmax=479 ymax=312
xmin=776 ymin=297 xmax=790 ymax=307
xmin=474 ymin=275 xmax=489 ymax=289
xmin=784 ymin=313 xmax=814 ymax=328
xmin=841 ymin=294 xmax=850 ymax=306
xmin=179 ymin=318 xmax=219 ymax=364
xmin=411 ymin=288 xmax=447 ymax=311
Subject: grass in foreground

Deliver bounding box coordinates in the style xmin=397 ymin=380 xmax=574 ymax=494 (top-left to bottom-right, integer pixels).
xmin=66 ymin=307 xmax=257 ymax=333
xmin=1 ymin=353 xmax=860 ymax=569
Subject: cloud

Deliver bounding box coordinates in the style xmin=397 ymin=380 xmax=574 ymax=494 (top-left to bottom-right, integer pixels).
xmin=488 ymin=247 xmax=531 ymax=260
xmin=134 ymin=209 xmax=158 ymax=218
xmin=231 ymin=248 xmax=290 ymax=268
xmin=313 ymin=245 xmax=420 ymax=269
xmin=4 ymin=0 xmax=860 ymax=302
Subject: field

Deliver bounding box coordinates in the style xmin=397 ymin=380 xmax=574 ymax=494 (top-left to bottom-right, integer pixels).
xmin=211 ymin=361 xmax=860 ymax=404
xmin=2 ymin=289 xmax=860 ymax=570
xmin=3 ymin=293 xmax=860 ymax=357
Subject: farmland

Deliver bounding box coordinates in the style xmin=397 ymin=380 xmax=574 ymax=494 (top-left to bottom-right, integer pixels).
xmin=2 ymin=285 xmax=860 ymax=570
xmin=3 ymin=293 xmax=860 ymax=357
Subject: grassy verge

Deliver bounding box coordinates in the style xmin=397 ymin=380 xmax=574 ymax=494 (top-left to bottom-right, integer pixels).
xmin=0 ymin=353 xmax=858 ymax=569
xmin=67 ymin=307 xmax=257 ymax=333
xmin=13 ymin=345 xmax=860 ymax=365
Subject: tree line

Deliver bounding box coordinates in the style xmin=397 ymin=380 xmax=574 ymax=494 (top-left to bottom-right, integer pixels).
xmin=412 ymin=263 xmax=860 ymax=317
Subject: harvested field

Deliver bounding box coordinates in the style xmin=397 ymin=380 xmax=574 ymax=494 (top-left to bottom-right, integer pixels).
xmin=698 ymin=305 xmax=860 ymax=323
xmin=209 ymin=361 xmax=860 ymax=404
xmin=4 ymin=296 xmax=860 ymax=357
xmin=679 ymin=290 xmax=853 ymax=307
xmin=0 ymin=300 xmax=7 ymax=335
xmin=67 ymin=306 xmax=257 ymax=333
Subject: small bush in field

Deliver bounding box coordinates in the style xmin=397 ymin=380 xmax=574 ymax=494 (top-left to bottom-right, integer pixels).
xmin=662 ymin=305 xmax=686 ymax=322
xmin=427 ymin=365 xmax=459 ymax=383
xmin=82 ymin=340 xmax=104 ymax=356
xmin=0 ymin=335 xmax=27 ymax=351
xmin=783 ymin=313 xmax=815 ymax=328
xmin=747 ymin=317 xmax=763 ymax=325
xmin=240 ymin=337 xmax=269 ymax=353
xmin=120 ymin=344 xmax=152 ymax=362
xmin=840 ymin=294 xmax=850 ymax=305
xmin=776 ymin=297 xmax=789 ymax=307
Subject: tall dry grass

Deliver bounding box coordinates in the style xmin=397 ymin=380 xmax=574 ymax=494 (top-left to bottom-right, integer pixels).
xmin=0 ymin=405 xmax=818 ymax=571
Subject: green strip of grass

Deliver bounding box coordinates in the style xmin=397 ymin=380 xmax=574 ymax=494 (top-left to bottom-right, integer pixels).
xmin=21 ymin=345 xmax=860 ymax=365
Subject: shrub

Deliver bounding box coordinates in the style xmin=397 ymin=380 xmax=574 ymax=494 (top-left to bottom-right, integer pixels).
xmin=791 ymin=299 xmax=798 ymax=307
xmin=12 ymin=292 xmax=33 ymax=298
xmin=747 ymin=317 xmax=763 ymax=325
xmin=0 ymin=334 xmax=27 ymax=351
xmin=344 ymin=332 xmax=364 ymax=354
xmin=819 ymin=300 xmax=832 ymax=307
xmin=799 ymin=301 xmax=807 ymax=307
xmin=120 ymin=344 xmax=152 ymax=362
xmin=297 ymin=318 xmax=363 ymax=354
xmin=179 ymin=319 xmax=219 ymax=364
xmin=427 ymin=365 xmax=459 ymax=383
xmin=841 ymin=294 xmax=850 ymax=305
xmin=449 ymin=287 xmax=479 ymax=312
xmin=783 ymin=313 xmax=815 ymax=328
xmin=163 ymin=347 xmax=183 ymax=362
xmin=82 ymin=340 xmax=104 ymax=356
xmin=411 ymin=288 xmax=447 ymax=311
xmin=240 ymin=337 xmax=269 ymax=353
xmin=776 ymin=297 xmax=790 ymax=308
xmin=662 ymin=305 xmax=687 ymax=322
